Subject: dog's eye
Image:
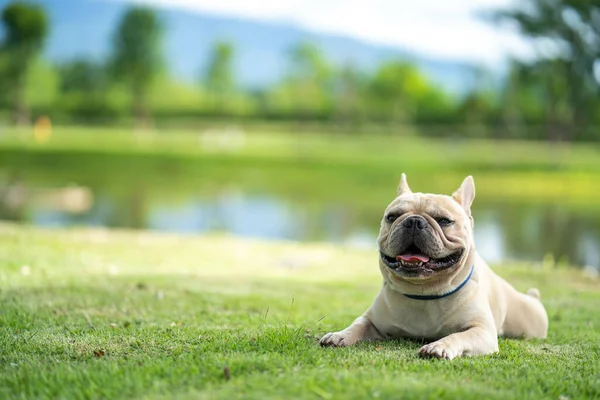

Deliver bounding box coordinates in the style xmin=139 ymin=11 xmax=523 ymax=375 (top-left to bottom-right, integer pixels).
xmin=385 ymin=214 xmax=399 ymax=223
xmin=436 ymin=217 xmax=454 ymax=226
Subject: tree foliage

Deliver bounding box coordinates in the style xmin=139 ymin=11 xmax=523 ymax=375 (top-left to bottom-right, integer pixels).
xmin=493 ymin=0 xmax=600 ymax=140
xmin=110 ymin=6 xmax=163 ymax=126
xmin=262 ymin=42 xmax=334 ymax=119
xmin=204 ymin=41 xmax=235 ymax=113
xmin=0 ymin=1 xmax=598 ymax=140
xmin=0 ymin=1 xmax=48 ymax=125
xmin=59 ymin=60 xmax=108 ymax=94
xmin=205 ymin=41 xmax=234 ymax=93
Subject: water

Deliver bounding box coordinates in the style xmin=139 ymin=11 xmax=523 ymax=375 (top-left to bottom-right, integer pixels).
xmin=1 ymin=154 xmax=599 ymax=270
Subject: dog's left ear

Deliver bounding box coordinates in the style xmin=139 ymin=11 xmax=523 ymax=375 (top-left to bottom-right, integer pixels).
xmin=397 ymin=173 xmax=412 ymax=196
xmin=452 ymin=176 xmax=475 ymax=213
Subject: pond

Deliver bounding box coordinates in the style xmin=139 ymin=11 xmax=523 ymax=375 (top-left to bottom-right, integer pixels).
xmin=1 ymin=151 xmax=599 ymax=271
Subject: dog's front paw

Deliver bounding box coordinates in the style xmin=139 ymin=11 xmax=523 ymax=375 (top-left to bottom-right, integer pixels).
xmin=419 ymin=341 xmax=459 ymax=360
xmin=320 ymin=331 xmax=357 ymax=347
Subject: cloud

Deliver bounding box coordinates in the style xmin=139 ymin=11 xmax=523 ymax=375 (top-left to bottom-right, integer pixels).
xmin=123 ymin=0 xmax=531 ymax=66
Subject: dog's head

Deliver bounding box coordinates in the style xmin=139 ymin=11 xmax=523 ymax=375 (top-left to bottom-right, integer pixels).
xmin=378 ymin=174 xmax=475 ymax=287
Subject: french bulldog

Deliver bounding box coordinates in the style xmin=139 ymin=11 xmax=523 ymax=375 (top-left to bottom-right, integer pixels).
xmin=320 ymin=174 xmax=548 ymax=359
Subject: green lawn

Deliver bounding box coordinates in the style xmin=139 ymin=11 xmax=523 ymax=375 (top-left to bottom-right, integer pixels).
xmin=1 ymin=223 xmax=599 ymax=399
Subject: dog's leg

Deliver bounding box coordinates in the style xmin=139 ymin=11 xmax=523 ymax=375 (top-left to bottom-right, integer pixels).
xmin=501 ymin=288 xmax=548 ymax=339
xmin=419 ymin=323 xmax=498 ymax=360
xmin=320 ymin=315 xmax=383 ymax=347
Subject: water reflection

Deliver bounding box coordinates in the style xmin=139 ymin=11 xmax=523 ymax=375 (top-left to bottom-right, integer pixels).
xmin=2 ymin=177 xmax=599 ymax=270
xmin=149 ymin=193 xmax=302 ymax=239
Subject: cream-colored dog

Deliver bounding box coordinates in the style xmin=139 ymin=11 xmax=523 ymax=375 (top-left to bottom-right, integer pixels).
xmin=320 ymin=174 xmax=548 ymax=359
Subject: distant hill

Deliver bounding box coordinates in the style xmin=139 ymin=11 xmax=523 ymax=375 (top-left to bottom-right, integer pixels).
xmin=0 ymin=0 xmax=479 ymax=94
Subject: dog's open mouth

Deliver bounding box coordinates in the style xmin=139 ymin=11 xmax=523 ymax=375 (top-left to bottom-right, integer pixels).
xmin=380 ymin=244 xmax=463 ymax=273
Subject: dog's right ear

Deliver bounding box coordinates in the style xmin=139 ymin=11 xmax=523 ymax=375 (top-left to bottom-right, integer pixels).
xmin=452 ymin=176 xmax=475 ymax=212
xmin=397 ymin=173 xmax=412 ymax=196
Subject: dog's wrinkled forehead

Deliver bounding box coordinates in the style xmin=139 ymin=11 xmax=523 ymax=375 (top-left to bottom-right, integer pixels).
xmin=386 ymin=193 xmax=466 ymax=218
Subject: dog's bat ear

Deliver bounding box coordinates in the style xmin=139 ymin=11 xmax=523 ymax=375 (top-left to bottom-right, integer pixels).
xmin=452 ymin=176 xmax=476 ymax=212
xmin=397 ymin=173 xmax=412 ymax=196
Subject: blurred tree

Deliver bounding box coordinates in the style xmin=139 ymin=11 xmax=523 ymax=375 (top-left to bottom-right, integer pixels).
xmin=0 ymin=1 xmax=48 ymax=125
xmin=279 ymin=42 xmax=333 ymax=120
xmin=0 ymin=51 xmax=9 ymax=109
xmin=110 ymin=6 xmax=163 ymax=128
xmin=26 ymin=59 xmax=59 ymax=113
xmin=151 ymin=75 xmax=205 ymax=115
xmin=456 ymin=90 xmax=496 ymax=137
xmin=499 ymin=59 xmax=572 ymax=139
xmin=204 ymin=41 xmax=235 ymax=114
xmin=492 ymin=0 xmax=600 ymax=141
xmin=56 ymin=59 xmax=117 ymax=122
xmin=455 ymin=66 xmax=498 ymax=137
xmin=289 ymin=42 xmax=331 ymax=86
xmin=367 ymin=61 xmax=430 ymax=124
xmin=59 ymin=60 xmax=108 ymax=93
xmin=332 ymin=61 xmax=368 ymax=125
xmin=499 ymin=61 xmax=539 ymax=130
xmin=414 ymin=86 xmax=455 ymax=124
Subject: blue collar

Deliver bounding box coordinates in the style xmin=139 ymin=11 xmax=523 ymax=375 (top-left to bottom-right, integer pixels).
xmin=402 ymin=265 xmax=475 ymax=301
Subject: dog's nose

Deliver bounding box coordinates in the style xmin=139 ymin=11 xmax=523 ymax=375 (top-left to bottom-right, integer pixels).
xmin=403 ymin=216 xmax=428 ymax=230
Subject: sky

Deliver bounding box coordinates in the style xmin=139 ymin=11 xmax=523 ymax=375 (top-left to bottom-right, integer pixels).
xmin=128 ymin=0 xmax=531 ymax=67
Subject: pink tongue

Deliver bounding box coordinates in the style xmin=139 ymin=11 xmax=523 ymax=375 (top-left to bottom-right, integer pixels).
xmin=397 ymin=254 xmax=430 ymax=263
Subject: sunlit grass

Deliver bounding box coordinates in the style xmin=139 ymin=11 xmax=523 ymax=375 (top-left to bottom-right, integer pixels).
xmin=1 ymin=223 xmax=599 ymax=399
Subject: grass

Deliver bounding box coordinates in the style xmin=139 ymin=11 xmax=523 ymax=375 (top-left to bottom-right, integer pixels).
xmin=1 ymin=222 xmax=599 ymax=399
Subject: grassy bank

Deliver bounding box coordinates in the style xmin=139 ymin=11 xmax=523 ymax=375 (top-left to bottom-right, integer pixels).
xmin=3 ymin=125 xmax=600 ymax=173
xmin=1 ymin=223 xmax=599 ymax=399
xmin=1 ymin=125 xmax=600 ymax=209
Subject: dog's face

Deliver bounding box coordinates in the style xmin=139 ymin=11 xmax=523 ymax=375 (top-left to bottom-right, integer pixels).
xmin=378 ymin=174 xmax=475 ymax=285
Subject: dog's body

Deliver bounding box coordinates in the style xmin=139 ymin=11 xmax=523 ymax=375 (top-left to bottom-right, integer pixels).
xmin=320 ymin=175 xmax=548 ymax=359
